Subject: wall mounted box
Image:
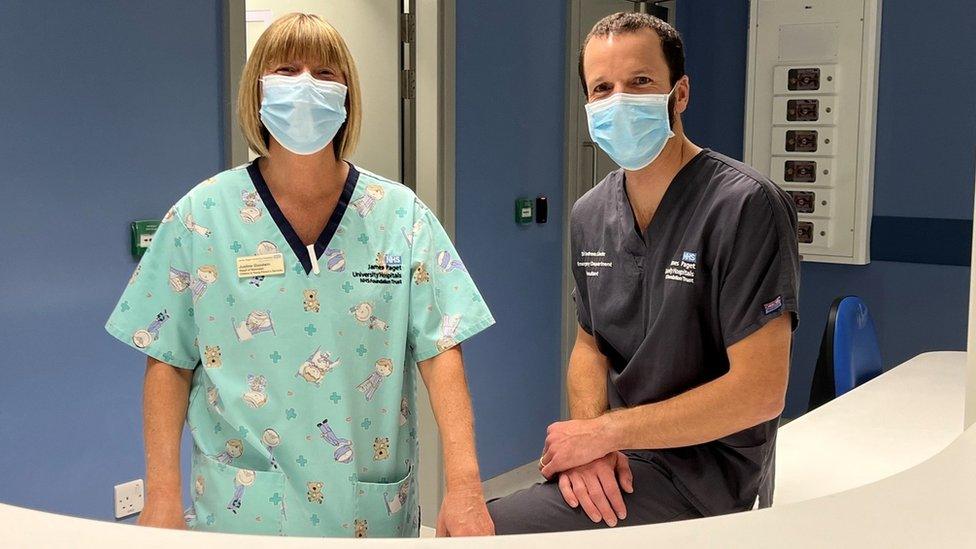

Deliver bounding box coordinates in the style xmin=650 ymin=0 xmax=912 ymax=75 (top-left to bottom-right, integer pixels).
xmin=744 ymin=0 xmax=881 ymax=264
xmin=130 ymin=220 xmax=160 ymax=259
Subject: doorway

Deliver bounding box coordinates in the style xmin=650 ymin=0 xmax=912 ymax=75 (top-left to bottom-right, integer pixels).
xmin=223 ymin=0 xmax=453 ymax=526
xmin=237 ymin=1 xmax=405 ymax=182
xmin=560 ymin=1 xmax=676 ymax=416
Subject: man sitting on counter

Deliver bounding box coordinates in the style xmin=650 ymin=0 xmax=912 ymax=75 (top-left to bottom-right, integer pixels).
xmin=487 ymin=12 xmax=800 ymax=533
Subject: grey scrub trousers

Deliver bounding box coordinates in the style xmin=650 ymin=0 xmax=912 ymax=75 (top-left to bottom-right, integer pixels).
xmin=489 ymin=150 xmax=800 ymax=534
xmin=488 ymin=452 xmax=702 ymax=534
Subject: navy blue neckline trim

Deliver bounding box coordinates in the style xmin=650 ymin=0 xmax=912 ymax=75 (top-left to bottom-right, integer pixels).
xmin=247 ymin=160 xmax=360 ymax=275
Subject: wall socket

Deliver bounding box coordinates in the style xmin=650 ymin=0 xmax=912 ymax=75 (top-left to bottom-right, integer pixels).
xmin=114 ymin=479 xmax=145 ymax=519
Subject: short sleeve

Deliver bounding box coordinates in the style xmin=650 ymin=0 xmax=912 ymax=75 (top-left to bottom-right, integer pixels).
xmin=719 ymin=188 xmax=800 ymax=348
xmin=570 ymin=214 xmax=594 ymax=334
xmin=104 ymin=204 xmax=200 ymax=369
xmin=406 ymin=201 xmax=495 ymax=362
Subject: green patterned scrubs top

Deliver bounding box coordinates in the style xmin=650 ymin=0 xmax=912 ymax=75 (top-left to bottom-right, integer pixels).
xmin=105 ymin=162 xmax=494 ymax=537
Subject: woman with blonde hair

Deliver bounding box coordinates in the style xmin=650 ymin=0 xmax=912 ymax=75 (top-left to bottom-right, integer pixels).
xmin=105 ymin=13 xmax=495 ymax=538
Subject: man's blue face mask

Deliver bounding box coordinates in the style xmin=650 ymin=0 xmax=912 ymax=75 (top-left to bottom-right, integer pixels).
xmin=585 ymin=85 xmax=677 ymax=171
xmin=260 ymin=72 xmax=348 ymax=156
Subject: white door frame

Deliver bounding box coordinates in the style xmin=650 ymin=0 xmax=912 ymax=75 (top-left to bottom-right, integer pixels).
xmin=413 ymin=0 xmax=455 ymax=523
xmin=222 ymin=0 xmax=454 ymax=526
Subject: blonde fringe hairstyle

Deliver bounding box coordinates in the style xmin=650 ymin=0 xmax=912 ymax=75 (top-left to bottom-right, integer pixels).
xmin=238 ymin=13 xmax=362 ymax=159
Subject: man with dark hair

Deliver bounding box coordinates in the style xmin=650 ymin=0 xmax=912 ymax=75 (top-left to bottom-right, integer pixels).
xmin=487 ymin=13 xmax=799 ymax=534
xmin=579 ymin=12 xmax=686 ymax=92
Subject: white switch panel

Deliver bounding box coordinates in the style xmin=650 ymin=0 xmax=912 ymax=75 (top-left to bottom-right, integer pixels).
xmin=114 ymin=479 xmax=144 ymax=519
xmin=744 ymin=0 xmax=881 ymax=264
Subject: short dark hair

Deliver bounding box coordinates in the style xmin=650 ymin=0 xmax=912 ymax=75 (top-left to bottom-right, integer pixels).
xmin=578 ymin=12 xmax=685 ymax=95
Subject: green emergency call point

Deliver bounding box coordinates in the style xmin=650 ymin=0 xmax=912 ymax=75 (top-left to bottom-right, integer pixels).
xmin=515 ymin=198 xmax=534 ymax=225
xmin=130 ymin=219 xmax=161 ymax=259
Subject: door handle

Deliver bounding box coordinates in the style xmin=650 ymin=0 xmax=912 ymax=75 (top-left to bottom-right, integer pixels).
xmin=581 ymin=141 xmax=597 ymax=195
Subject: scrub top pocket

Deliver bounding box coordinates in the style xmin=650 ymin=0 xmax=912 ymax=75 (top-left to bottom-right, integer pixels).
xmin=353 ymin=465 xmax=418 ymax=538
xmin=189 ymin=448 xmax=287 ymax=536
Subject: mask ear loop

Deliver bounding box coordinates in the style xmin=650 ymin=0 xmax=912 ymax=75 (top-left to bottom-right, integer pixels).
xmin=665 ymin=79 xmax=684 ymax=134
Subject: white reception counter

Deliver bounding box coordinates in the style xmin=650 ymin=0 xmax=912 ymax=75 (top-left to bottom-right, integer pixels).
xmin=2 ymin=352 xmax=972 ymax=548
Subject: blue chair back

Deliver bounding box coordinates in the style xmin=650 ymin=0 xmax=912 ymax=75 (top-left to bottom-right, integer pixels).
xmin=831 ymin=296 xmax=883 ymax=395
xmin=808 ymin=296 xmax=883 ymax=411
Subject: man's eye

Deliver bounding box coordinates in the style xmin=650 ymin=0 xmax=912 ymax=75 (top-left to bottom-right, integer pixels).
xmin=634 ymin=76 xmax=651 ymax=85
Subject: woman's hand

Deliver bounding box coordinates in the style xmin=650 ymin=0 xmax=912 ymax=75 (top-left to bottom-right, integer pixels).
xmin=137 ymin=493 xmax=187 ymax=530
xmin=436 ymin=485 xmax=495 ymax=537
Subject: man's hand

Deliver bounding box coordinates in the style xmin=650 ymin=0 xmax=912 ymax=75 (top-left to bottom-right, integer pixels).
xmin=540 ymin=416 xmax=614 ymax=479
xmin=137 ymin=492 xmax=186 ymax=530
xmin=557 ymin=452 xmax=633 ymax=527
xmin=436 ymin=486 xmax=495 ymax=537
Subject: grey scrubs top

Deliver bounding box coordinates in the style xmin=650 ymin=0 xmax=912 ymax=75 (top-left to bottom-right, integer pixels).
xmin=571 ymin=149 xmax=800 ymax=515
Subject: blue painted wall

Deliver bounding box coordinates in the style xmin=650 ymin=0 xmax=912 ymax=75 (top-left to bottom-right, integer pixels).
xmin=454 ymin=0 xmax=567 ymax=478
xmin=0 ymin=1 xmax=224 ymax=520
xmin=675 ymin=1 xmax=750 ymax=160
xmin=678 ymin=0 xmax=976 ymax=417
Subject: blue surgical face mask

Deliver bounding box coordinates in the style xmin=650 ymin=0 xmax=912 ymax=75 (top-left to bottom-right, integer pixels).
xmin=260 ymin=72 xmax=348 ymax=155
xmin=585 ymin=86 xmax=677 ymax=171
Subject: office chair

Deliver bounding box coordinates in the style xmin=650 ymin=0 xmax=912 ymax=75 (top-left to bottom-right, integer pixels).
xmin=808 ymin=296 xmax=883 ymax=412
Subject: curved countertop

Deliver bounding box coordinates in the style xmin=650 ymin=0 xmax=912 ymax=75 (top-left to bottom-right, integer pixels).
xmin=775 ymin=351 xmax=966 ymax=504
xmin=2 ymin=352 xmax=972 ymax=547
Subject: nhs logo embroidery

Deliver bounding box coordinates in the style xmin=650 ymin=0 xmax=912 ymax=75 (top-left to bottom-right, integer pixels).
xmin=665 ymin=251 xmax=698 ymax=284
xmin=385 ymin=254 xmax=402 ymax=266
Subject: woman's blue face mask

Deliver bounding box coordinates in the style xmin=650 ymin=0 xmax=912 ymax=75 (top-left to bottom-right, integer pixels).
xmin=260 ymin=72 xmax=348 ymax=156
xmin=585 ymin=85 xmax=677 ymax=171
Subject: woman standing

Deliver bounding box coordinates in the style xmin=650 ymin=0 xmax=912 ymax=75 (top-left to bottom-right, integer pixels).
xmin=106 ymin=13 xmax=495 ymax=538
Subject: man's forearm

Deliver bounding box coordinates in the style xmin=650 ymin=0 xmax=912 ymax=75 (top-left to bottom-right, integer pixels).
xmin=567 ymin=352 xmax=609 ymax=420
xmin=567 ymin=328 xmax=611 ymax=420
xmin=602 ymin=371 xmax=782 ymax=451
xmin=143 ymin=357 xmax=193 ymax=500
xmin=417 ymin=347 xmax=483 ymax=491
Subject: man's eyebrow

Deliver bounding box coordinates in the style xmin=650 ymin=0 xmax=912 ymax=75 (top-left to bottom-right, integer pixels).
xmin=583 ymin=74 xmax=604 ymax=89
xmin=627 ymin=67 xmax=659 ymax=77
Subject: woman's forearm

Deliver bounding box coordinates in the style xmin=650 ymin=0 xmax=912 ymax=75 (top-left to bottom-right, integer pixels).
xmin=417 ymin=347 xmax=483 ymax=491
xmin=142 ymin=357 xmax=193 ymax=501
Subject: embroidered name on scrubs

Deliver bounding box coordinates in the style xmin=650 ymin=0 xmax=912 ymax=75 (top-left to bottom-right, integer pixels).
xmin=236 ymin=253 xmax=285 ymax=278
xmin=664 ymin=251 xmax=697 ymax=284
xmin=577 ymin=250 xmax=612 ymax=277
xmin=352 ymin=254 xmax=403 ymax=285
